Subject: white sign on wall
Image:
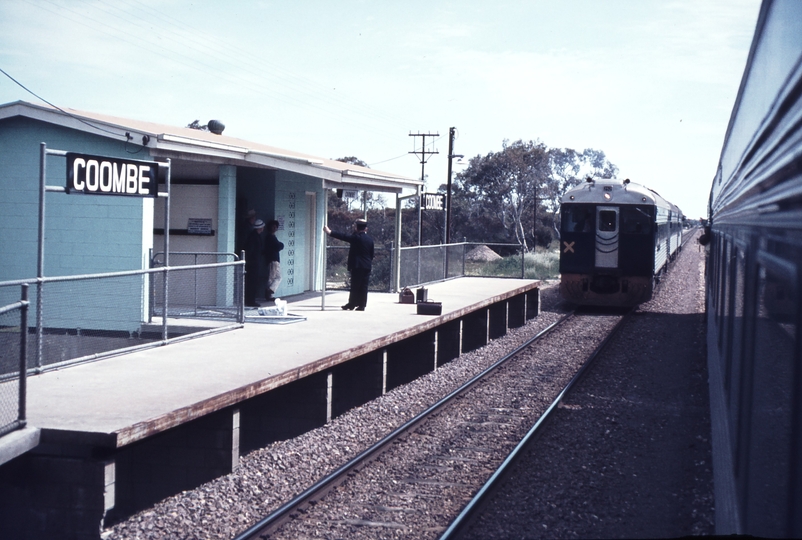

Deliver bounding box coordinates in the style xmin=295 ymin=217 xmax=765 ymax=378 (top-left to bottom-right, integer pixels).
xmin=66 ymin=152 xmax=160 ymax=197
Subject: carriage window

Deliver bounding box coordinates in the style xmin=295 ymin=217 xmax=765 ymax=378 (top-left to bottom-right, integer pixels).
xmin=561 ymin=206 xmax=593 ymax=232
xmin=621 ymin=206 xmax=652 ymax=234
xmin=598 ymin=210 xmax=617 ymax=232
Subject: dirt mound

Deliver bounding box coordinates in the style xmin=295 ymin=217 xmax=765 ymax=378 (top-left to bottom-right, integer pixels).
xmin=465 ymin=245 xmax=502 ymax=262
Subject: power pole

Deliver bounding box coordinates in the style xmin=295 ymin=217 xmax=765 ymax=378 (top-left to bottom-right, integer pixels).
xmin=409 ymin=132 xmax=439 ymax=246
xmin=445 ymin=127 xmax=463 ymax=245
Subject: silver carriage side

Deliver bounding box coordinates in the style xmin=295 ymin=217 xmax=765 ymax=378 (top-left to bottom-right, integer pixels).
xmin=704 ymin=0 xmax=802 ymax=536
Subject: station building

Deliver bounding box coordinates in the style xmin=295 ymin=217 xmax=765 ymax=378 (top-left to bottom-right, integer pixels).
xmin=0 ymin=99 xmax=419 ymax=296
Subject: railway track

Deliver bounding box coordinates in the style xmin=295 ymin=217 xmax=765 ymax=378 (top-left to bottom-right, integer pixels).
xmin=234 ymin=308 xmax=631 ymax=540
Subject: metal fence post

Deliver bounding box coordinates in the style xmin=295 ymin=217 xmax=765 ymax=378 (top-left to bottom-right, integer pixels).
xmin=36 ymin=143 xmax=46 ymax=372
xmin=238 ymin=255 xmax=245 ymax=323
xmin=162 ymin=158 xmax=171 ymax=342
xmin=194 ymin=253 xmax=199 ymax=317
xmin=19 ymin=284 xmax=29 ymax=427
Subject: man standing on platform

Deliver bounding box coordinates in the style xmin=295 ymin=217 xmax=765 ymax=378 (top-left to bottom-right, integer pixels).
xmin=323 ymin=219 xmax=374 ymax=311
xmin=244 ymin=219 xmax=265 ymax=307
xmin=262 ymin=219 xmax=284 ymax=301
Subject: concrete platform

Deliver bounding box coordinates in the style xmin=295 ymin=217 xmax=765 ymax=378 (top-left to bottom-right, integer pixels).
xmin=0 ymin=276 xmax=540 ymax=539
xmin=22 ymin=277 xmax=538 ymax=447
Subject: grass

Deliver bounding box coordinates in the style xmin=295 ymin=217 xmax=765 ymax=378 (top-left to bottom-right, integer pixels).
xmin=464 ymin=244 xmax=560 ymax=281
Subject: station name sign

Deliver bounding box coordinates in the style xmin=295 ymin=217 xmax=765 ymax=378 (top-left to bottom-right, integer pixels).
xmin=66 ymin=153 xmax=159 ymax=197
xmin=421 ymin=192 xmax=445 ymax=210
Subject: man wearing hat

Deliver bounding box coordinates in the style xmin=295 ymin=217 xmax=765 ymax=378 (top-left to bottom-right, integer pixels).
xmin=323 ymin=219 xmax=374 ymax=311
xmin=244 ymin=219 xmax=265 ymax=307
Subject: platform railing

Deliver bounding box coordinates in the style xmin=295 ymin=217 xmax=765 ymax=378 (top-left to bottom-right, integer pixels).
xmin=325 ymin=241 xmax=526 ymax=293
xmin=398 ymin=242 xmax=525 ymax=289
xmin=0 ymin=284 xmax=28 ymax=437
xmin=150 ymin=252 xmax=241 ymax=321
xmin=0 ymin=260 xmax=245 ymax=376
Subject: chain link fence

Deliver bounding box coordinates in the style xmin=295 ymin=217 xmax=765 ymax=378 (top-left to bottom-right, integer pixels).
xmin=150 ymin=252 xmax=243 ymax=320
xmin=325 ymin=241 xmax=527 ymax=293
xmin=0 ymin=285 xmax=29 ymax=437
xmin=325 ymin=245 xmax=393 ymax=292
xmin=0 ymin=260 xmax=244 ymax=375
xmin=398 ymin=242 xmax=525 ymax=289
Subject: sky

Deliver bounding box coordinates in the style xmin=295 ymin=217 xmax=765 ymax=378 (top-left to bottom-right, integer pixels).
xmin=0 ymin=0 xmax=762 ymax=219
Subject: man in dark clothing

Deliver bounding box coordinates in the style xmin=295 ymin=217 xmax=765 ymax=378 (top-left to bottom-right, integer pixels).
xmin=244 ymin=219 xmax=265 ymax=307
xmin=237 ymin=209 xmax=256 ymax=255
xmin=262 ymin=219 xmax=284 ymax=301
xmin=323 ymin=219 xmax=374 ymax=311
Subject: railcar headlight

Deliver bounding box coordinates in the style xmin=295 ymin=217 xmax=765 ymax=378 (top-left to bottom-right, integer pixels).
xmin=603 ymin=193 xmax=611 ymax=200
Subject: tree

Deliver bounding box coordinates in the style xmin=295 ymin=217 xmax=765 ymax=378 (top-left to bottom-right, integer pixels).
xmin=451 ymin=140 xmax=551 ymax=252
xmin=186 ymin=120 xmax=209 ymax=131
xmin=332 ymin=157 xmax=387 ymax=212
xmin=449 ymin=141 xmax=619 ymax=250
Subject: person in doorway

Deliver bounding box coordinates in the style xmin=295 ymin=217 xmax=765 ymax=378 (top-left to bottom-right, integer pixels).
xmin=244 ymin=219 xmax=265 ymax=307
xmin=237 ymin=209 xmax=257 ymax=255
xmin=262 ymin=219 xmax=284 ymax=302
xmin=323 ymin=219 xmax=374 ymax=311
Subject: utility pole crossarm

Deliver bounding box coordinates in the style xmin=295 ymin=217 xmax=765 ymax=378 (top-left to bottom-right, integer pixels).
xmin=409 ymin=132 xmax=439 ymax=247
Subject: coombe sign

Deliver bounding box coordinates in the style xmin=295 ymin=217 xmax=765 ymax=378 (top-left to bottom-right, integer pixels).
xmin=66 ymin=152 xmax=159 ymax=197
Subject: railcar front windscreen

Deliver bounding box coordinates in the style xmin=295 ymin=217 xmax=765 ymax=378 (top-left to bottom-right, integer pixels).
xmin=620 ymin=206 xmax=653 ymax=234
xmin=561 ymin=204 xmax=594 ymax=233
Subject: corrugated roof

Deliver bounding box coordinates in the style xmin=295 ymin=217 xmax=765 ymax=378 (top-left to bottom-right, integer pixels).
xmin=0 ymin=100 xmax=420 ymax=192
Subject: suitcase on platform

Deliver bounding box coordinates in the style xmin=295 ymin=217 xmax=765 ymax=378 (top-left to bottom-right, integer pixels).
xmin=416 ymin=301 xmax=442 ymax=315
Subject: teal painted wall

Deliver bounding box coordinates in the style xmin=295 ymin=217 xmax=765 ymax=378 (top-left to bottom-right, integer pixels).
xmin=217 ymin=165 xmax=237 ymax=306
xmin=275 ymin=171 xmax=324 ymax=296
xmin=0 ymin=116 xmax=151 ymax=331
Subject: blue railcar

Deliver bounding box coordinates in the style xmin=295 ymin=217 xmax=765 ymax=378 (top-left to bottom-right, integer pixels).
xmin=705 ymin=0 xmax=802 ymax=536
xmin=559 ymin=177 xmax=683 ymax=306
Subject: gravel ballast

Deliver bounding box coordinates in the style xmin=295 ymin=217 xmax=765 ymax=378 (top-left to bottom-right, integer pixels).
xmin=463 ymin=237 xmax=714 ymax=539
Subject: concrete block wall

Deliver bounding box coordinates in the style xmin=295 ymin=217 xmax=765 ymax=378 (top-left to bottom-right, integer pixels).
xmin=386 ymin=329 xmax=437 ymax=390
xmin=489 ymin=302 xmax=508 ymax=340
xmin=108 ymin=407 xmax=240 ymax=523
xmin=436 ymin=319 xmax=462 ymax=367
xmin=462 ymin=308 xmax=489 ymax=353
xmin=0 ymin=451 xmax=112 ymax=540
xmin=508 ymin=294 xmax=526 ymax=328
xmin=330 ymin=351 xmax=384 ymax=418
xmin=238 ymin=372 xmax=329 ymax=454
xmin=0 ymin=117 xmax=152 ymax=335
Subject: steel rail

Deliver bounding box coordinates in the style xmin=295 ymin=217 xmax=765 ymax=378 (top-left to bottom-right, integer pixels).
xmin=233 ymin=311 xmax=574 ymax=540
xmin=440 ymin=308 xmax=634 ymax=539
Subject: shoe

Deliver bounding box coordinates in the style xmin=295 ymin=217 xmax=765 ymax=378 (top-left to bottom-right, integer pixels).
xmin=355 ymin=306 xmax=365 ymax=311
xmin=341 ymin=304 xmax=355 ymax=310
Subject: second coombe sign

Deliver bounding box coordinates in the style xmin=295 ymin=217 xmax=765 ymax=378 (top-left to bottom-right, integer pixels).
xmin=66 ymin=153 xmax=159 ymax=197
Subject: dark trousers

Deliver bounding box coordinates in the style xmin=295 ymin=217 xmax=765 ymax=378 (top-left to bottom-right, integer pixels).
xmin=349 ymin=268 xmax=371 ymax=308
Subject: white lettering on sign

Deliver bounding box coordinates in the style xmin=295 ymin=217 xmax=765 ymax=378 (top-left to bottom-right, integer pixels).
xmin=421 ymin=193 xmax=445 ymax=210
xmin=67 ymin=153 xmax=158 ymax=197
